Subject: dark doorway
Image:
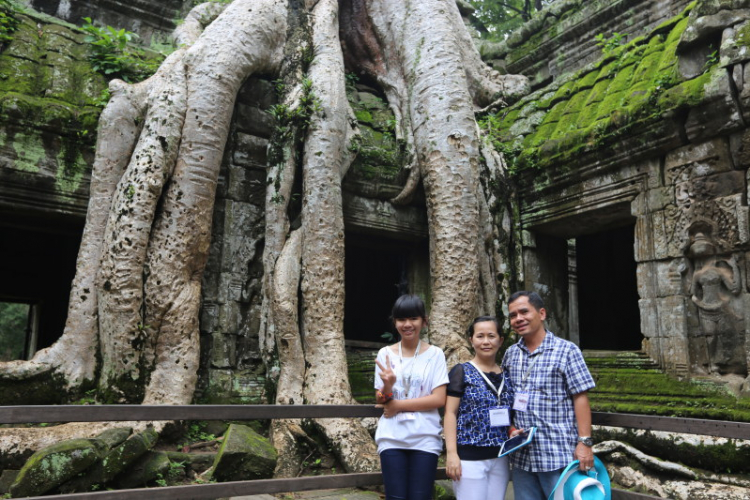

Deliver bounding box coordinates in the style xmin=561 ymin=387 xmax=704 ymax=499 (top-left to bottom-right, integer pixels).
xmin=576 ymin=224 xmax=641 ymax=350
xmin=344 ymin=234 xmax=419 ymax=343
xmin=0 ymin=223 xmax=81 ymax=357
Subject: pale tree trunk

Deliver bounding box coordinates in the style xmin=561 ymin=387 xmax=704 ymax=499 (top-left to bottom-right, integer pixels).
xmin=0 ymin=0 xmax=529 ymax=469
xmin=344 ymin=0 xmax=527 ymax=366
xmin=299 ymin=0 xmax=378 ymax=472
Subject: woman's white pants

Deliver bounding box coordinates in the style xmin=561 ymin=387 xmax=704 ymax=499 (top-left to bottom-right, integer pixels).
xmin=452 ymin=456 xmax=510 ymax=500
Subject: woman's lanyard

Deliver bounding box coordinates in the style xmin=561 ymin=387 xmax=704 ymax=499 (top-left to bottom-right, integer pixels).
xmin=398 ymin=339 xmax=421 ymax=396
xmin=468 ymin=361 xmax=505 ymax=402
xmin=469 ymin=361 xmax=511 ymax=427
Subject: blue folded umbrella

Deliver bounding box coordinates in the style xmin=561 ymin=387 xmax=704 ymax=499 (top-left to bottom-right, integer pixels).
xmin=548 ymin=456 xmax=611 ymax=500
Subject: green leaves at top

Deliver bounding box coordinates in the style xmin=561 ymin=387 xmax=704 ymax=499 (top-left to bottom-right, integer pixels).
xmin=81 ymin=17 xmax=163 ymax=83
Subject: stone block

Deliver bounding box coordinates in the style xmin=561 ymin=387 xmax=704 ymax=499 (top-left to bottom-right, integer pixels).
xmin=232 ymin=133 xmax=269 ymax=168
xmin=95 ymin=428 xmax=132 ymax=449
xmin=237 ymin=77 xmax=276 ymax=109
xmin=665 ymin=138 xmax=734 ymax=185
xmin=218 ymin=302 xmax=240 ymax=334
xmin=200 ymin=302 xmax=219 ymax=334
xmin=208 ymin=369 xmax=233 ymax=396
xmin=636 ymin=262 xmax=656 ymax=299
xmin=114 ymin=451 xmax=170 ymax=489
xmin=642 ymin=336 xmax=661 ymax=366
xmin=211 ymin=424 xmax=276 ymax=482
xmin=741 ymin=61 xmax=750 ymax=120
xmin=240 ymin=302 xmax=262 ymax=341
xmin=231 ymin=374 xmax=264 ymax=403
xmin=0 ymin=470 xmax=18 ymax=495
xmin=656 ymin=258 xmax=689 ymax=297
xmin=522 ymin=230 xmax=536 ymax=248
xmin=739 ymin=205 xmax=750 ymax=244
xmin=634 ymin=215 xmax=654 ymax=262
xmin=234 ymin=104 xmax=274 ymax=138
xmin=660 ymin=336 xmax=690 ymax=375
xmin=211 ymin=332 xmax=236 ymax=368
xmin=220 ymin=200 xmax=263 ymax=274
xmin=743 ymin=293 xmax=750 ymax=334
xmin=10 ymin=438 xmax=107 ymax=497
xmin=226 ymin=164 xmax=266 ymax=205
xmin=638 ymin=298 xmax=658 ymax=340
xmin=59 ymin=427 xmax=159 ymax=492
xmin=647 ymin=187 xmax=674 ymax=212
xmin=656 ymin=296 xmax=688 ymax=339
xmin=217 ymin=272 xmax=244 ymax=306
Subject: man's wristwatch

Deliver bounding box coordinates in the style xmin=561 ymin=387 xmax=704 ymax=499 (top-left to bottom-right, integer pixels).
xmin=577 ymin=436 xmax=594 ymax=447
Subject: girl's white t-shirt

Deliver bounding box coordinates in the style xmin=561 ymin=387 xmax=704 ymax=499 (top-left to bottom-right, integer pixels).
xmin=374 ymin=343 xmax=449 ymax=455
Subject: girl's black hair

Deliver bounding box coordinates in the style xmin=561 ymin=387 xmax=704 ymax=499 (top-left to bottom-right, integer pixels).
xmin=466 ymin=315 xmax=500 ymax=339
xmin=391 ymin=294 xmax=427 ymax=320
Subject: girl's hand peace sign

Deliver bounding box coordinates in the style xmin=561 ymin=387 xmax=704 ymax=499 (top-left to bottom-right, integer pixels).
xmin=376 ymin=353 xmax=397 ymax=390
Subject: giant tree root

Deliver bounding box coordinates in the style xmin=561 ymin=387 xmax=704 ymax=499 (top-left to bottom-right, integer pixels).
xmin=596 ymin=440 xmax=750 ymax=499
xmin=2 ymin=0 xmax=531 ymax=475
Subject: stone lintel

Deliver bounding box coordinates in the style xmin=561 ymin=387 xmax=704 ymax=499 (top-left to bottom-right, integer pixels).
xmin=343 ymin=193 xmax=427 ymax=241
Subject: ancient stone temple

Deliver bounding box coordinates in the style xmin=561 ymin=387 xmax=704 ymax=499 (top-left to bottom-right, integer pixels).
xmin=485 ymin=0 xmax=750 ymax=387
xmin=3 ymin=0 xmax=750 ymax=404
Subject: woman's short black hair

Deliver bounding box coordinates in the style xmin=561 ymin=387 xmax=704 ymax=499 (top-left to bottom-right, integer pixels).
xmin=466 ymin=315 xmax=500 ymax=339
xmin=391 ymin=294 xmax=427 ymax=320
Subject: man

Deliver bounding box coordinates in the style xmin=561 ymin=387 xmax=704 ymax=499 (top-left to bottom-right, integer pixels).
xmin=502 ymin=291 xmax=595 ymax=500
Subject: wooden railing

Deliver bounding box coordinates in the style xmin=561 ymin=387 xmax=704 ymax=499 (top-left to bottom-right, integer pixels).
xmin=2 ymin=406 xmax=749 ymax=500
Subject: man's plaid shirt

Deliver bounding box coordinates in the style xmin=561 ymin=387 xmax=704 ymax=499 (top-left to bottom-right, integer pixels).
xmin=501 ymin=331 xmax=595 ymax=472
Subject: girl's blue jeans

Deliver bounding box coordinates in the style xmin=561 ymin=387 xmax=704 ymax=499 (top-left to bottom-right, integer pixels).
xmin=379 ymin=448 xmax=438 ymax=500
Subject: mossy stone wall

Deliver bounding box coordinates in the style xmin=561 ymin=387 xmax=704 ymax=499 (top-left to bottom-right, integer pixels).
xmin=0 ymin=9 xmax=106 ymax=222
xmin=486 ymin=1 xmax=750 ymax=382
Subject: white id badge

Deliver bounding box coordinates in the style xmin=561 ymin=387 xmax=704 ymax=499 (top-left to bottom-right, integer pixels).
xmin=397 ymin=412 xmax=416 ymax=422
xmin=513 ymin=392 xmax=530 ymax=412
xmin=489 ymin=407 xmax=510 ymax=427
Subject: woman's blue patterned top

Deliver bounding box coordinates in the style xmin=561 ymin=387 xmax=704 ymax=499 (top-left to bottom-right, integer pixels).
xmin=451 ymin=362 xmax=514 ymax=447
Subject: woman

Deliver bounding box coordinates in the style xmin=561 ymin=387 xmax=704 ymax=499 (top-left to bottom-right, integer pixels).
xmin=374 ymin=294 xmax=449 ymax=500
xmin=444 ymin=316 xmax=514 ymax=500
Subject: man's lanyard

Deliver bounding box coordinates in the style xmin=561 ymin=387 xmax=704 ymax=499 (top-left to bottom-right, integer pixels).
xmin=469 ymin=361 xmax=505 ymax=403
xmin=518 ymin=348 xmax=541 ymax=392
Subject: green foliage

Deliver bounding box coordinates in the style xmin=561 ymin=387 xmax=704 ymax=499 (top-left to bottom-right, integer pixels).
xmin=0 ymin=0 xmax=19 ymax=47
xmin=72 ymin=389 xmax=98 ymax=405
xmin=703 ymin=46 xmax=719 ymax=74
xmin=595 ymin=32 xmax=626 ymax=54
xmin=267 ymin=73 xmax=322 ymax=198
xmin=81 ymin=18 xmax=163 ymax=83
xmin=180 ymin=422 xmax=216 ymax=448
xmin=467 ymin=0 xmax=554 ymax=39
xmin=345 ymin=72 xmax=359 ymax=89
xmin=155 ymin=459 xmax=185 ymax=487
xmin=0 ymin=301 xmax=28 ymax=361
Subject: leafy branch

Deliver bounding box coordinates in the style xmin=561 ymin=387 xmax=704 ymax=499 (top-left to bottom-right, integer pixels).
xmin=81 ymin=17 xmax=163 ymax=83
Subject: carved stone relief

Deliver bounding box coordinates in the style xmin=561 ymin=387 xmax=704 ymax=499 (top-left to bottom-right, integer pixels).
xmin=683 ymin=227 xmax=746 ymax=374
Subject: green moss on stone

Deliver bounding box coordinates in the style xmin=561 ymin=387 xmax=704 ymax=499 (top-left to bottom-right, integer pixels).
xmin=355 ymin=109 xmax=373 ymax=123
xmin=211 ymin=424 xmax=276 ymax=482
xmin=10 ymin=438 xmax=106 ymax=497
xmin=484 ymin=3 xmax=707 ymax=175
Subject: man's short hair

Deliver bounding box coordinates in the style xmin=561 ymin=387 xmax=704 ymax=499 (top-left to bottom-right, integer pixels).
xmin=508 ymin=291 xmax=545 ymax=311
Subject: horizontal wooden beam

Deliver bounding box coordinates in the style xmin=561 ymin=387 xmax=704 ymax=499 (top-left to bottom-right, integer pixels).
xmin=16 ymin=470 xmax=661 ymax=500
xmin=0 ymin=405 xmax=382 ymax=424
xmin=592 ymin=412 xmax=750 ymax=440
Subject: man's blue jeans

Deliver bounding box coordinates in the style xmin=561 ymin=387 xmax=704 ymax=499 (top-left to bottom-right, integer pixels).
xmin=379 ymin=448 xmax=438 ymax=500
xmin=511 ymin=466 xmax=565 ymax=500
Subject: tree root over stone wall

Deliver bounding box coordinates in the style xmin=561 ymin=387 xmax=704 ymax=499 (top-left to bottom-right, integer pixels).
xmin=0 ymin=0 xmax=529 ymax=475
xmin=596 ymin=440 xmax=750 ymax=499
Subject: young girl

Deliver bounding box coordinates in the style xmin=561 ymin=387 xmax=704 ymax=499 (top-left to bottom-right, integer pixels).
xmin=374 ymin=294 xmax=449 ymax=500
xmin=444 ymin=316 xmax=514 ymax=500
